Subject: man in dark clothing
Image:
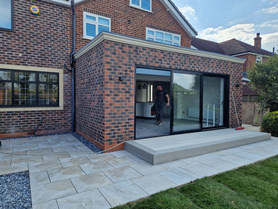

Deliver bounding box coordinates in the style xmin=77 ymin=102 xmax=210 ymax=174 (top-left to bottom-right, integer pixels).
xmin=155 ymin=85 xmax=170 ymax=125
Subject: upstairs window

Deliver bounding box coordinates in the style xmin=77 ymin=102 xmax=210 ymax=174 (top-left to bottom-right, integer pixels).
xmin=0 ymin=0 xmax=13 ymax=30
xmin=256 ymin=56 xmax=262 ymax=63
xmin=130 ymin=0 xmax=151 ymax=12
xmin=0 ymin=69 xmax=59 ymax=107
xmin=83 ymin=12 xmax=111 ymax=40
xmin=146 ymin=28 xmax=181 ymax=46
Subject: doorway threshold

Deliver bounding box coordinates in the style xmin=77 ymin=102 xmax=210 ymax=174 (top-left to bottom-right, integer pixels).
xmin=125 ymin=129 xmax=271 ymax=165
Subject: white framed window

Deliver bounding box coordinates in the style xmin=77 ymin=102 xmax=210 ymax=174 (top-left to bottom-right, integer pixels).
xmin=256 ymin=56 xmax=262 ymax=63
xmin=130 ymin=0 xmax=152 ymax=12
xmin=83 ymin=12 xmax=111 ymax=40
xmin=146 ymin=28 xmax=181 ymax=46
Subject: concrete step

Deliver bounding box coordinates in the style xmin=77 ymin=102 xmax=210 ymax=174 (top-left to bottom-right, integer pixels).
xmin=125 ymin=129 xmax=271 ymax=165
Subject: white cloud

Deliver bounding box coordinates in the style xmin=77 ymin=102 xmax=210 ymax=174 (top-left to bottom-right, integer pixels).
xmin=198 ymin=24 xmax=278 ymax=52
xmin=199 ymin=24 xmax=255 ymax=44
xmin=178 ymin=6 xmax=197 ymax=21
xmin=262 ymin=5 xmax=278 ymax=14
xmin=259 ymin=19 xmax=278 ymax=28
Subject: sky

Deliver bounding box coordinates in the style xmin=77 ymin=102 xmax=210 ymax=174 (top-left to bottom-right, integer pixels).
xmin=0 ymin=0 xmax=12 ymax=29
xmin=173 ymin=0 xmax=278 ymax=53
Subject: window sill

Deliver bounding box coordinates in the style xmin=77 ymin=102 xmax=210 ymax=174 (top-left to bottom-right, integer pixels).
xmin=0 ymin=106 xmax=64 ymax=112
xmin=83 ymin=36 xmax=94 ymax=40
xmin=129 ymin=4 xmax=152 ymax=13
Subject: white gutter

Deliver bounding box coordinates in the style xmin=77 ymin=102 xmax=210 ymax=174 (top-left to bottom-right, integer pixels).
xmin=75 ymin=32 xmax=246 ymax=64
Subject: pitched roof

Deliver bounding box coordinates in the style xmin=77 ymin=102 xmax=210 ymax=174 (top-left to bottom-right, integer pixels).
xmin=42 ymin=0 xmax=198 ymax=38
xmin=192 ymin=37 xmax=273 ymax=56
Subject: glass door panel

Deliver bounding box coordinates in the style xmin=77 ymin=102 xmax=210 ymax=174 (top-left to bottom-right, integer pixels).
xmin=203 ymin=76 xmax=224 ymax=128
xmin=172 ymin=73 xmax=201 ymax=133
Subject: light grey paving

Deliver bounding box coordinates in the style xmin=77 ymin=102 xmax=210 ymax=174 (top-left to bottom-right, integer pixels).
xmin=70 ymin=172 xmax=113 ymax=193
xmin=103 ymin=166 xmax=142 ymax=183
xmin=33 ymin=200 xmax=59 ymax=209
xmin=12 ymin=156 xmax=42 ymax=166
xmin=29 ymin=171 xmax=50 ymax=186
xmin=80 ymin=161 xmax=114 ymax=174
xmin=159 ymin=168 xmax=199 ymax=185
xmin=1 ymin=132 xmax=277 ymax=209
xmin=181 ymin=163 xmax=221 ymax=178
xmin=48 ymin=166 xmax=85 ymax=182
xmin=106 ymin=156 xmax=139 ymax=168
xmin=57 ymin=190 xmax=111 ymax=209
xmin=60 ymin=156 xmax=92 ymax=167
xmin=99 ymin=180 xmax=148 ymax=207
xmin=29 ymin=159 xmax=63 ymax=173
xmin=87 ymin=153 xmax=115 ymax=162
xmin=132 ymin=173 xmax=176 ymax=195
xmin=200 ymin=158 xmax=238 ymax=173
xmin=52 ymin=145 xmax=78 ymax=152
xmin=130 ymin=163 xmax=166 ymax=175
xmin=219 ymin=154 xmax=254 ymax=167
xmin=31 ymin=179 xmax=77 ymax=204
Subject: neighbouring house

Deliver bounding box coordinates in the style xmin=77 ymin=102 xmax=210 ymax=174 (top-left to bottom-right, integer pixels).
xmin=191 ymin=33 xmax=273 ymax=125
xmin=0 ymin=0 xmax=244 ymax=152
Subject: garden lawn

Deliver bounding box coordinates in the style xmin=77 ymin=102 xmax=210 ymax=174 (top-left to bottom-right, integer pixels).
xmin=113 ymin=155 xmax=278 ymax=209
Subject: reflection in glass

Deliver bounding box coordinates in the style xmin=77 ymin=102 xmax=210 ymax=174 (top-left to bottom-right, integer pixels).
xmin=39 ymin=84 xmax=58 ymax=105
xmin=0 ymin=82 xmax=12 ymax=105
xmin=203 ymin=76 xmax=224 ymax=127
xmin=0 ymin=70 xmax=11 ymax=80
xmin=14 ymin=83 xmax=36 ymax=105
xmin=173 ymin=73 xmax=201 ymax=132
xmin=15 ymin=72 xmax=36 ymax=81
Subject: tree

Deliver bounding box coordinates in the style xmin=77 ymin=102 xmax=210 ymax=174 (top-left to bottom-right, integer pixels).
xmin=248 ymin=54 xmax=278 ymax=112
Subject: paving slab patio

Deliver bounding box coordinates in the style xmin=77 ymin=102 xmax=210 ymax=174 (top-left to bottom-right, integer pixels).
xmin=0 ymin=131 xmax=278 ymax=208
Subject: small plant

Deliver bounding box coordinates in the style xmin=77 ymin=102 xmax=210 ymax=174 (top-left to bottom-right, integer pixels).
xmin=261 ymin=111 xmax=278 ymax=137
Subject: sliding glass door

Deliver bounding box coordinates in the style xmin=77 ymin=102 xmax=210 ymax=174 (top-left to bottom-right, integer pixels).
xmin=202 ymin=76 xmax=225 ymax=128
xmin=172 ymin=73 xmax=201 ymax=133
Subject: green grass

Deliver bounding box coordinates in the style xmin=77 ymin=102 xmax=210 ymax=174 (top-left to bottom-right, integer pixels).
xmin=113 ymin=155 xmax=278 ymax=209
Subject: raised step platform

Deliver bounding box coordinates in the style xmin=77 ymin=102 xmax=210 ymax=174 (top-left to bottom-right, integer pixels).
xmin=125 ymin=129 xmax=271 ymax=165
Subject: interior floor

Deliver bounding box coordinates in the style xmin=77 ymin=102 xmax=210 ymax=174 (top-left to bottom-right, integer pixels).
xmin=136 ymin=117 xmax=170 ymax=139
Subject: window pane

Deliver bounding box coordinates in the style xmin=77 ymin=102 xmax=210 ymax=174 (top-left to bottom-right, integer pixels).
xmin=39 ymin=84 xmax=58 ymax=105
xmin=131 ymin=0 xmax=140 ymax=6
xmin=39 ymin=73 xmax=58 ymax=83
xmin=0 ymin=0 xmax=12 ymax=29
xmin=141 ymin=0 xmax=151 ymax=11
xmin=174 ymin=36 xmax=180 ymax=41
xmin=0 ymin=82 xmax=12 ymax=105
xmin=156 ymin=32 xmax=163 ymax=39
xmin=86 ymin=15 xmax=96 ymax=21
xmin=147 ymin=37 xmax=154 ymax=41
xmin=147 ymin=30 xmax=154 ymax=36
xmin=165 ymin=34 xmax=172 ymax=40
xmin=86 ymin=23 xmax=96 ymax=37
xmin=98 ymin=18 xmax=109 ymax=26
xmin=15 ymin=72 xmax=36 ymax=81
xmin=173 ymin=43 xmax=179 ymax=46
xmin=98 ymin=25 xmax=109 ymax=33
xmin=14 ymin=83 xmax=36 ymax=105
xmin=165 ymin=40 xmax=172 ymax=45
xmin=0 ymin=70 xmax=11 ymax=80
xmin=155 ymin=38 xmax=163 ymax=43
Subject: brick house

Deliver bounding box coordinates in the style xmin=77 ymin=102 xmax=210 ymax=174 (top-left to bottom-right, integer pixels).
xmin=191 ymin=33 xmax=273 ymax=102
xmin=0 ymin=0 xmax=244 ymax=152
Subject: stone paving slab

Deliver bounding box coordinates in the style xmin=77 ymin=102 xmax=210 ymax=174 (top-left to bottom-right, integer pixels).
xmin=0 ymin=133 xmax=277 ymax=208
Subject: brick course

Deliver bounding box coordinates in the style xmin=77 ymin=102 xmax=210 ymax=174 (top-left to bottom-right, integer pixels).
xmin=76 ymin=39 xmax=243 ymax=151
xmin=75 ymin=0 xmax=192 ymax=51
xmin=0 ymin=0 xmax=72 ymax=137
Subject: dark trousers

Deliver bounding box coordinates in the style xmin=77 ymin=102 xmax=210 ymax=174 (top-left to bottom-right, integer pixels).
xmin=155 ymin=103 xmax=164 ymax=122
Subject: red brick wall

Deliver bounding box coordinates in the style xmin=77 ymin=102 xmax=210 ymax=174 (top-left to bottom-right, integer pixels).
xmin=76 ymin=40 xmax=243 ymax=151
xmin=75 ymin=0 xmax=192 ymax=51
xmin=0 ymin=0 xmax=72 ymax=137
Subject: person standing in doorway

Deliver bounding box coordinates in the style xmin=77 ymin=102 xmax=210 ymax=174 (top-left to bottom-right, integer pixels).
xmin=155 ymin=84 xmax=170 ymax=126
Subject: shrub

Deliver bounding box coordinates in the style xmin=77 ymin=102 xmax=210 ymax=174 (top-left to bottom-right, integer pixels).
xmin=261 ymin=111 xmax=278 ymax=137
